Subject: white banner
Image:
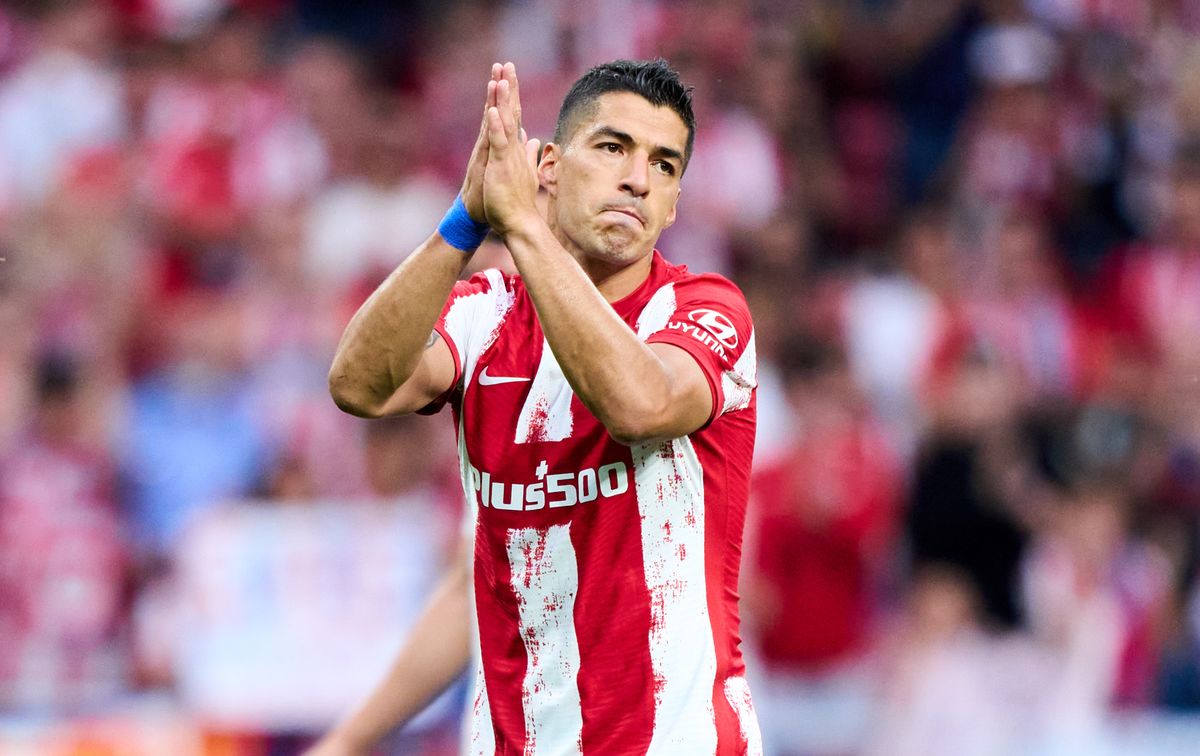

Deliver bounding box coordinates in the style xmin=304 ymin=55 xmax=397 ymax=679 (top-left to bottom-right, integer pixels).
xmin=171 ymin=495 xmax=457 ymax=731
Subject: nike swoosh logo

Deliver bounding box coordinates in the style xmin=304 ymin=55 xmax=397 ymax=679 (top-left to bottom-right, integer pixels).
xmin=478 ymin=366 xmax=532 ymax=386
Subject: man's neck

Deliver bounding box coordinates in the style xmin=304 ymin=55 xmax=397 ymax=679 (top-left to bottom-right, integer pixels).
xmin=585 ymin=252 xmax=655 ymax=303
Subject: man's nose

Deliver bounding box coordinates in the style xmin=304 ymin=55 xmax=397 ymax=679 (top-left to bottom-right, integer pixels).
xmin=619 ymin=155 xmax=651 ymax=197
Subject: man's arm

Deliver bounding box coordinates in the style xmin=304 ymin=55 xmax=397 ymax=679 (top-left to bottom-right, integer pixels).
xmin=327 ymin=239 xmax=463 ymax=418
xmin=328 ymin=65 xmax=515 ymax=418
xmin=505 ymin=220 xmax=714 ymax=444
xmin=481 ymin=75 xmax=714 ymax=444
xmin=304 ymin=555 xmax=472 ymax=756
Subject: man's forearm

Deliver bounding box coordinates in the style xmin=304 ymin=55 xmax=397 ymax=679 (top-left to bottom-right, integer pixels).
xmin=321 ymin=559 xmax=472 ymax=752
xmin=328 ymin=64 xmax=511 ymax=418
xmin=328 ymin=234 xmax=468 ymax=416
xmin=502 ymin=221 xmax=680 ymax=439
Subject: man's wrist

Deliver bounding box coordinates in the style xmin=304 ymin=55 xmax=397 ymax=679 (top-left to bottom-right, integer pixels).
xmin=495 ymin=209 xmax=549 ymax=246
xmin=437 ymin=195 xmax=490 ymax=252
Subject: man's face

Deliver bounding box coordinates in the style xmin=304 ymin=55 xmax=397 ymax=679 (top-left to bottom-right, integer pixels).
xmin=540 ymin=92 xmax=688 ymax=267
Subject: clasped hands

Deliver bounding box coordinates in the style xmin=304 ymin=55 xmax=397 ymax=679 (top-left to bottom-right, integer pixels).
xmin=460 ymin=62 xmax=544 ymax=239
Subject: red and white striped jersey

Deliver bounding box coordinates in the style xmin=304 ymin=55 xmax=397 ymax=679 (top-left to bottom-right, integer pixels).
xmin=427 ymin=251 xmax=761 ymax=755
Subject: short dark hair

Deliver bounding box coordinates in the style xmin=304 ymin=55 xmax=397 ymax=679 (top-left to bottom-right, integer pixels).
xmin=777 ymin=331 xmax=844 ymax=384
xmin=36 ymin=351 xmax=79 ymax=402
xmin=553 ymin=58 xmax=696 ymax=168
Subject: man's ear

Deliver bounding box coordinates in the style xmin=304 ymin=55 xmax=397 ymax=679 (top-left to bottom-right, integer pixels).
xmin=538 ymin=143 xmax=560 ymax=196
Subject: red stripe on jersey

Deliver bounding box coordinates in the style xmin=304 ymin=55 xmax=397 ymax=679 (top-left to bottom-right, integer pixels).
xmin=473 ymin=520 xmax=529 ymax=753
xmin=698 ymin=404 xmax=758 ymax=755
xmin=568 ymin=482 xmax=658 ymax=753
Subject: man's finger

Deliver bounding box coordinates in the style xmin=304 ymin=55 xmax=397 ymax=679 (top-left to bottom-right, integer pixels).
xmin=495 ymin=79 xmax=519 ymax=140
xmin=504 ymin=62 xmax=519 ymax=105
xmin=486 ymin=107 xmax=510 ymax=150
xmin=472 ymin=79 xmax=496 ymax=148
xmin=503 ymin=62 xmax=522 ymax=136
xmin=486 ymin=79 xmax=498 ymax=112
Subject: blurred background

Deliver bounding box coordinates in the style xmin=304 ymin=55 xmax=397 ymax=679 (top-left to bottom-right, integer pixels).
xmin=2 ymin=0 xmax=1200 ymax=754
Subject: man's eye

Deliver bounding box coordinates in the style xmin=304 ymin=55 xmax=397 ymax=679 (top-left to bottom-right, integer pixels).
xmin=600 ymin=143 xmax=621 ymax=153
xmin=655 ymin=161 xmax=676 ymax=176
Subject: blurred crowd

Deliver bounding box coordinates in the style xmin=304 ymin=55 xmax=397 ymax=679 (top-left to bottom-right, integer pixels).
xmin=3 ymin=0 xmax=1200 ymax=753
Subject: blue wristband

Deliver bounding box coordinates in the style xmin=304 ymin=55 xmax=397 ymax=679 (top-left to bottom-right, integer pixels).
xmin=437 ymin=195 xmax=490 ymax=252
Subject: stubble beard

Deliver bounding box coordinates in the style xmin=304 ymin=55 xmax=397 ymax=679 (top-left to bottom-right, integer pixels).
xmin=594 ymin=226 xmax=646 ymax=263
xmin=556 ymin=213 xmax=650 ymax=270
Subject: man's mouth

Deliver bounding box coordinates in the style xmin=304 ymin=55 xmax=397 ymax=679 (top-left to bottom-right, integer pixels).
xmin=603 ymin=205 xmax=645 ymax=225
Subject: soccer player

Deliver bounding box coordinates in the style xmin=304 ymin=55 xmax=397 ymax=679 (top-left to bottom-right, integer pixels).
xmin=317 ymin=59 xmax=760 ymax=755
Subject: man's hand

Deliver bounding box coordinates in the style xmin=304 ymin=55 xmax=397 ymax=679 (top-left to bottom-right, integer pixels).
xmin=460 ymin=64 xmax=503 ymax=223
xmin=462 ymin=63 xmax=531 ymax=223
xmin=483 ymin=64 xmax=543 ymax=237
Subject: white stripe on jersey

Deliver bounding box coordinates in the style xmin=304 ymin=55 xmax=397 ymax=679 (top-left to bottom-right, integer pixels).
xmin=515 ymin=339 xmax=574 ymax=443
xmin=635 ymin=282 xmax=677 ymax=339
xmin=723 ymin=675 xmax=763 ymax=756
xmin=466 ymin=653 xmax=496 ymax=756
xmin=506 ymin=525 xmax=584 ymax=755
xmin=721 ymin=329 xmax=757 ymax=415
xmin=632 ymin=437 xmax=718 ymax=753
xmin=444 ymin=268 xmax=516 ymax=386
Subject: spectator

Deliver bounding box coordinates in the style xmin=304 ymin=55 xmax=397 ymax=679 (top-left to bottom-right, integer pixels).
xmin=0 ymin=0 xmax=126 ymax=212
xmin=746 ymin=332 xmax=900 ymax=756
xmin=119 ymin=292 xmax=272 ymax=559
xmin=142 ymin=8 xmax=325 ymax=243
xmin=657 ymin=61 xmax=783 ymax=275
xmin=1022 ymin=481 xmax=1172 ymax=712
xmin=0 ymin=354 xmax=129 ymax=709
xmin=869 ymin=566 xmax=1009 ymax=756
xmin=1105 ymin=145 xmax=1200 ymax=368
xmin=841 ymin=207 xmax=960 ymax=461
xmin=965 ymin=209 xmax=1094 ymax=402
xmin=907 ymin=321 xmax=1031 ymax=628
xmin=303 ymin=92 xmax=456 ymax=292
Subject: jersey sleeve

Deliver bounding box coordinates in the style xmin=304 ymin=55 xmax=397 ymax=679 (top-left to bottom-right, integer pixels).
xmin=419 ymin=268 xmax=516 ymax=415
xmin=642 ymin=273 xmax=757 ymax=425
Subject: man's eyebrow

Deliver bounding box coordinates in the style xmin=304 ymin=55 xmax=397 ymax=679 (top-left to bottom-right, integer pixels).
xmin=654 ymin=144 xmax=685 ymax=165
xmin=590 ymin=125 xmax=634 ymax=145
xmin=590 ymin=125 xmax=684 ymax=165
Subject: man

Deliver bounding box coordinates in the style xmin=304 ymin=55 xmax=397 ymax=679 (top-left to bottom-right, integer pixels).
xmin=317 ymin=59 xmax=760 ymax=755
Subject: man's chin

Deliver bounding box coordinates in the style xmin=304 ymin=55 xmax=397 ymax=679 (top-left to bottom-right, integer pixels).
xmin=592 ymin=235 xmax=652 ymax=265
